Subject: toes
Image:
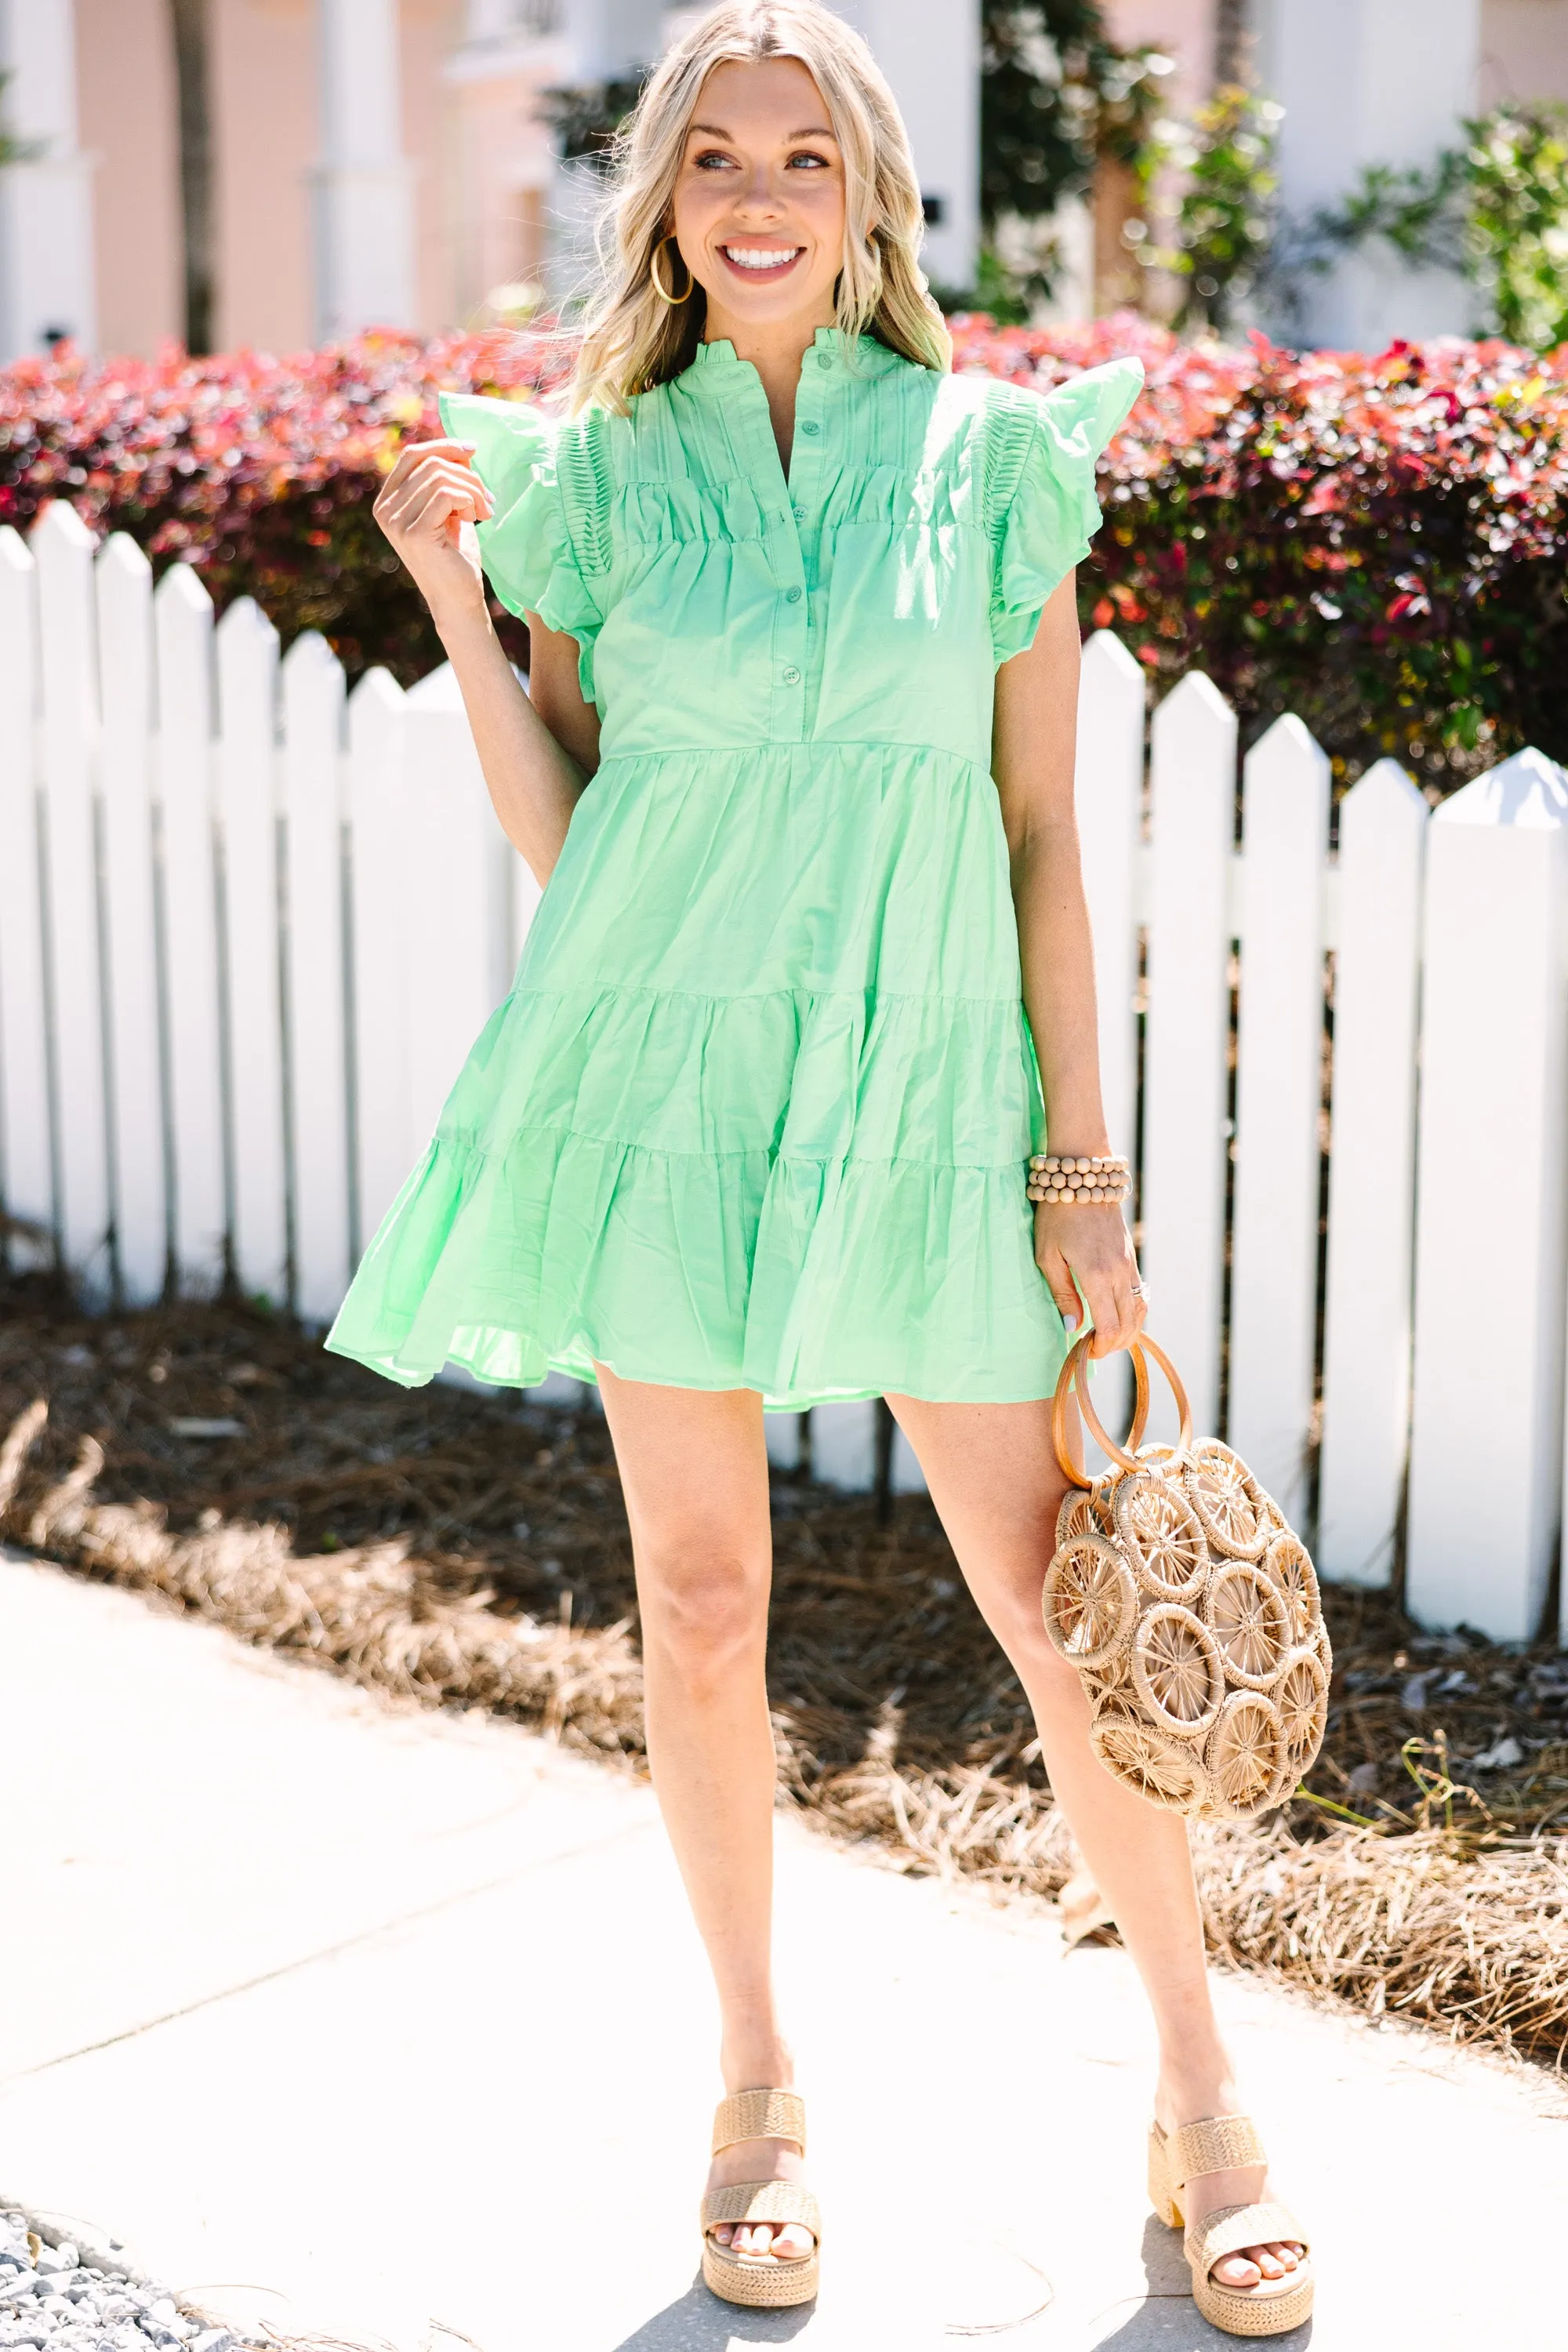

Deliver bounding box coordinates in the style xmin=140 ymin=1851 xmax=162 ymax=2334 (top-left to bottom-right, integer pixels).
xmin=1265 ymin=2241 xmax=1301 ymax=2271
xmin=1212 ymin=2255 xmax=1262 ymax=2290
xmin=715 ymin=2219 xmax=813 ymax=2265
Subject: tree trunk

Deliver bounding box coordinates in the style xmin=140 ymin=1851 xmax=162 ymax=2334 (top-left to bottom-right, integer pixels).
xmin=1214 ymin=0 xmax=1252 ymax=91
xmin=168 ymin=0 xmax=215 ymax=353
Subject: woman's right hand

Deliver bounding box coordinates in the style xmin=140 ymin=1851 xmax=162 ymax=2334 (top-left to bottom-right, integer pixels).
xmin=373 ymin=438 xmax=496 ymax=627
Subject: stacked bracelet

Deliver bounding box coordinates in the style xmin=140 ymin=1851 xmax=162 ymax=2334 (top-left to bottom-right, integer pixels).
xmin=1027 ymin=1153 xmax=1131 ymax=1207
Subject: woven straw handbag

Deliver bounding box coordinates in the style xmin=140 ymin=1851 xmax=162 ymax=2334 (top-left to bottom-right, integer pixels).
xmin=1043 ymin=1330 xmax=1331 ymax=1820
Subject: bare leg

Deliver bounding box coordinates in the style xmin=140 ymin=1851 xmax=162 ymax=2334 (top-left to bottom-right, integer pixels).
xmin=889 ymin=1391 xmax=1305 ymax=2299
xmin=594 ymin=1366 xmax=811 ymax=2266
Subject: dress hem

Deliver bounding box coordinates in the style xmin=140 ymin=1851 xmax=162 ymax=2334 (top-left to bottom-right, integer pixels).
xmin=322 ymin=1325 xmax=1061 ymax=1414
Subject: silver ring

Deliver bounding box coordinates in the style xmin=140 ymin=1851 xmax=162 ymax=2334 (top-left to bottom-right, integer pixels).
xmin=1130 ymin=1281 xmax=1148 ymax=1298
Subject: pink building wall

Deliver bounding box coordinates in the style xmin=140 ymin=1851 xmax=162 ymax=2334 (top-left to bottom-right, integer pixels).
xmin=74 ymin=0 xmax=469 ymax=358
xmin=1104 ymin=0 xmax=1217 ymax=114
xmin=77 ymin=0 xmax=183 ymax=354
xmin=64 ymin=0 xmax=1568 ymax=361
xmin=1482 ymin=0 xmax=1568 ymax=104
xmin=403 ymin=0 xmax=466 ymax=336
xmin=212 ymin=0 xmax=318 ymax=354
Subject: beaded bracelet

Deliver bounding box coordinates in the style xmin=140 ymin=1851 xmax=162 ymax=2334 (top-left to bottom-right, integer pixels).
xmin=1027 ymin=1152 xmax=1131 ymax=1207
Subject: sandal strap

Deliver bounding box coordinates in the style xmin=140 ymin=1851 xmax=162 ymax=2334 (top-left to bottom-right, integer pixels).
xmin=1168 ymin=2113 xmax=1265 ymax=2188
xmin=702 ymin=2180 xmax=821 ymax=2238
xmin=712 ymin=2089 xmax=806 ymax=2157
xmin=1186 ymin=2201 xmax=1307 ymax=2274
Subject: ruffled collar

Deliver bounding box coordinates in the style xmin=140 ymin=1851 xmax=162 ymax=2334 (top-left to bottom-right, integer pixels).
xmin=684 ymin=325 xmax=905 ymax=394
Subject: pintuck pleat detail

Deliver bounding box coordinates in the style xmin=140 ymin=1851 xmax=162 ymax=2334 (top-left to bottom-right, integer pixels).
xmin=336 ymin=343 xmax=1145 ymax=1406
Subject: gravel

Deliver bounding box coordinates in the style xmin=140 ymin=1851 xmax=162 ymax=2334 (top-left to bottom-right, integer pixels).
xmin=0 ymin=2209 xmax=238 ymax=2352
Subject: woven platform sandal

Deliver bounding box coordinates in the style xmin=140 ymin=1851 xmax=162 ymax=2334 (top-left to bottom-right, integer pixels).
xmin=700 ymin=2088 xmax=820 ymax=2310
xmin=1148 ymin=2114 xmax=1312 ymax=2337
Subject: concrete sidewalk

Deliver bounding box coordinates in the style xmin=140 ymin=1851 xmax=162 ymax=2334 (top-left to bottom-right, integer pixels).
xmin=2 ymin=1552 xmax=1563 ymax=2350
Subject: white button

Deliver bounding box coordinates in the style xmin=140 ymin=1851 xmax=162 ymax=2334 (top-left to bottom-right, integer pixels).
xmin=782 ymin=666 xmax=801 ymax=685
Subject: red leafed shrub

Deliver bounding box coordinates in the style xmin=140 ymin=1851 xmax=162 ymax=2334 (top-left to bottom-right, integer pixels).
xmin=947 ymin=312 xmax=1568 ymax=789
xmin=5 ymin=318 xmax=1567 ymax=790
xmin=0 ymin=328 xmax=571 ymax=681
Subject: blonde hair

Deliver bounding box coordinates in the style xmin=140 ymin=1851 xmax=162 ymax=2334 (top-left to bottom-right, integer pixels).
xmin=568 ymin=0 xmax=950 ymax=412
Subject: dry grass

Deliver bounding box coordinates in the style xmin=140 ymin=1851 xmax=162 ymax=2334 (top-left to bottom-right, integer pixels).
xmin=3 ymin=1287 xmax=1566 ymax=2071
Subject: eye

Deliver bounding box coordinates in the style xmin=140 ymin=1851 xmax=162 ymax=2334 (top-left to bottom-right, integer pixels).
xmin=786 ymin=150 xmax=831 ymax=169
xmin=691 ymin=147 xmax=737 ymax=170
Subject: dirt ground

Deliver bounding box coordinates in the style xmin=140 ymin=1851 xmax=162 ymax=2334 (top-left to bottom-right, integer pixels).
xmin=4 ymin=1282 xmax=1566 ymax=2067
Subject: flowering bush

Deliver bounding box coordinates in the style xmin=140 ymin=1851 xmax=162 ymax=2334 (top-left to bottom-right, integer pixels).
xmin=5 ymin=318 xmax=1566 ymax=790
xmin=0 ymin=329 xmax=571 ymax=681
xmin=949 ymin=312 xmax=1568 ymax=786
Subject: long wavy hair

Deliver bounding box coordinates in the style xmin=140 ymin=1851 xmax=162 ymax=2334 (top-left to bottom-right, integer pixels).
xmin=568 ymin=0 xmax=951 ymax=412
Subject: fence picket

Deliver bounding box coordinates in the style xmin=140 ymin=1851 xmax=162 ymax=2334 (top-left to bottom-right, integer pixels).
xmin=19 ymin=506 xmax=1568 ymax=1635
xmin=1140 ymin=673 xmax=1236 ymax=1441
xmin=347 ymin=666 xmax=409 ymax=1255
xmin=890 ymin=1422 xmax=927 ymax=1495
xmin=281 ymin=633 xmax=350 ymax=1323
xmin=810 ymin=1399 xmax=877 ymax=1491
xmin=1075 ymin=629 xmax=1145 ymax=1436
xmin=1319 ymin=760 xmax=1428 ymax=1583
xmin=1229 ymin=717 xmax=1330 ymax=1524
xmin=0 ymin=528 xmax=52 ymax=1261
xmin=764 ymin=1414 xmax=803 ymax=1472
xmin=401 ymin=665 xmax=515 ymax=1150
xmin=217 ymin=598 xmax=288 ymax=1304
xmin=34 ymin=504 xmax=110 ymax=1294
xmin=156 ymin=564 xmax=227 ymax=1293
xmin=1409 ymin=750 xmax=1568 ymax=1641
xmin=96 ymin=535 xmax=166 ymax=1304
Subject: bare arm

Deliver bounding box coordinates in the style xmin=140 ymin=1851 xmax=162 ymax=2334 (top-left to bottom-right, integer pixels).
xmin=993 ymin=572 xmax=1145 ymax=1359
xmin=373 ymin=438 xmax=598 ymax=885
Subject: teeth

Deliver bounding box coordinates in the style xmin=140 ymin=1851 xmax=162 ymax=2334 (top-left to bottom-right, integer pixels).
xmin=724 ymin=246 xmax=799 ymax=270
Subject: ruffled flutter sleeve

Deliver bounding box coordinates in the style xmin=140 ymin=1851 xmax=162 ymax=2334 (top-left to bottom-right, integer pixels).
xmin=437 ymin=390 xmax=612 ymax=707
xmin=986 ymin=355 xmax=1144 ymax=666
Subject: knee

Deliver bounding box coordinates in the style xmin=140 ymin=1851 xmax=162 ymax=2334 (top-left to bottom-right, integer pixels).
xmin=637 ymin=1532 xmax=768 ymax=1693
xmin=989 ymin=1568 xmax=1091 ymax=1715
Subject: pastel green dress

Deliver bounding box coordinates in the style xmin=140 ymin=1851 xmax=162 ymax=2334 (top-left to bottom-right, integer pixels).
xmin=326 ymin=332 xmax=1142 ymax=1406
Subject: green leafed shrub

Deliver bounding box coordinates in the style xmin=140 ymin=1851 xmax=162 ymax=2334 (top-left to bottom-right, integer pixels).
xmin=1146 ymin=85 xmax=1283 ymax=332
xmin=1310 ymin=101 xmax=1568 ymax=354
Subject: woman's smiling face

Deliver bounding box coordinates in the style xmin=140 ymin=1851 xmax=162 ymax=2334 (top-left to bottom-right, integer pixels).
xmin=669 ymin=56 xmax=848 ymax=336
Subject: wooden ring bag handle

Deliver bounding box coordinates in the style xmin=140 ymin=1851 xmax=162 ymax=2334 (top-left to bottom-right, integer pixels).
xmin=1051 ymin=1330 xmax=1193 ymax=1488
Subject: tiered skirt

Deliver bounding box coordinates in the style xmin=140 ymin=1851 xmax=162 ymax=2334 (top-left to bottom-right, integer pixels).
xmin=327 ymin=740 xmax=1070 ymax=1406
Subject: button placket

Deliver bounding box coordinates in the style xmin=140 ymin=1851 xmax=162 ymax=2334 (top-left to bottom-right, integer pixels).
xmin=775 ymin=370 xmax=824 ymax=737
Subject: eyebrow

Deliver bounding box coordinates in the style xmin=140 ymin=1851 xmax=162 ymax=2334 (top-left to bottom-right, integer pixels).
xmin=687 ymin=122 xmax=837 ymax=140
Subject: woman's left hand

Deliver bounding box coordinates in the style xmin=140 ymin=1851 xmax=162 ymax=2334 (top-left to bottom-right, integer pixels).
xmin=1034 ymin=1201 xmax=1147 ymax=1358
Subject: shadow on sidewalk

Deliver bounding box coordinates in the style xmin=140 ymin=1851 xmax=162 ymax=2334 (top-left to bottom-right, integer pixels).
xmin=1083 ymin=2216 xmax=1313 ymax=2347
xmin=612 ymin=2273 xmax=814 ymax=2348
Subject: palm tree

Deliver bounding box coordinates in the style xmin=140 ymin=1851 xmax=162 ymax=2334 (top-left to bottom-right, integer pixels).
xmin=1214 ymin=0 xmax=1251 ymax=89
xmin=168 ymin=0 xmax=215 ymax=352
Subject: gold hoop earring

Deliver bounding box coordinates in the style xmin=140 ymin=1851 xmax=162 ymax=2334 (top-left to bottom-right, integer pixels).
xmin=650 ymin=234 xmax=693 ymax=305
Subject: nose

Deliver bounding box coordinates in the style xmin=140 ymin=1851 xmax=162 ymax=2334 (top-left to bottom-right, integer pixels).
xmin=731 ymin=161 xmax=785 ymax=217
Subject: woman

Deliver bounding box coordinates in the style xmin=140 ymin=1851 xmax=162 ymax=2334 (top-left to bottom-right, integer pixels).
xmin=328 ymin=2 xmax=1310 ymax=2332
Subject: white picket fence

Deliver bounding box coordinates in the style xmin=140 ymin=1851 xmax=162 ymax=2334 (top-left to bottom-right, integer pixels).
xmin=4 ymin=506 xmax=1568 ymax=1646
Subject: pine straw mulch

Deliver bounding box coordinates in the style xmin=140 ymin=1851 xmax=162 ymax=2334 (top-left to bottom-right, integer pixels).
xmin=3 ymin=1284 xmax=1567 ymax=2071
